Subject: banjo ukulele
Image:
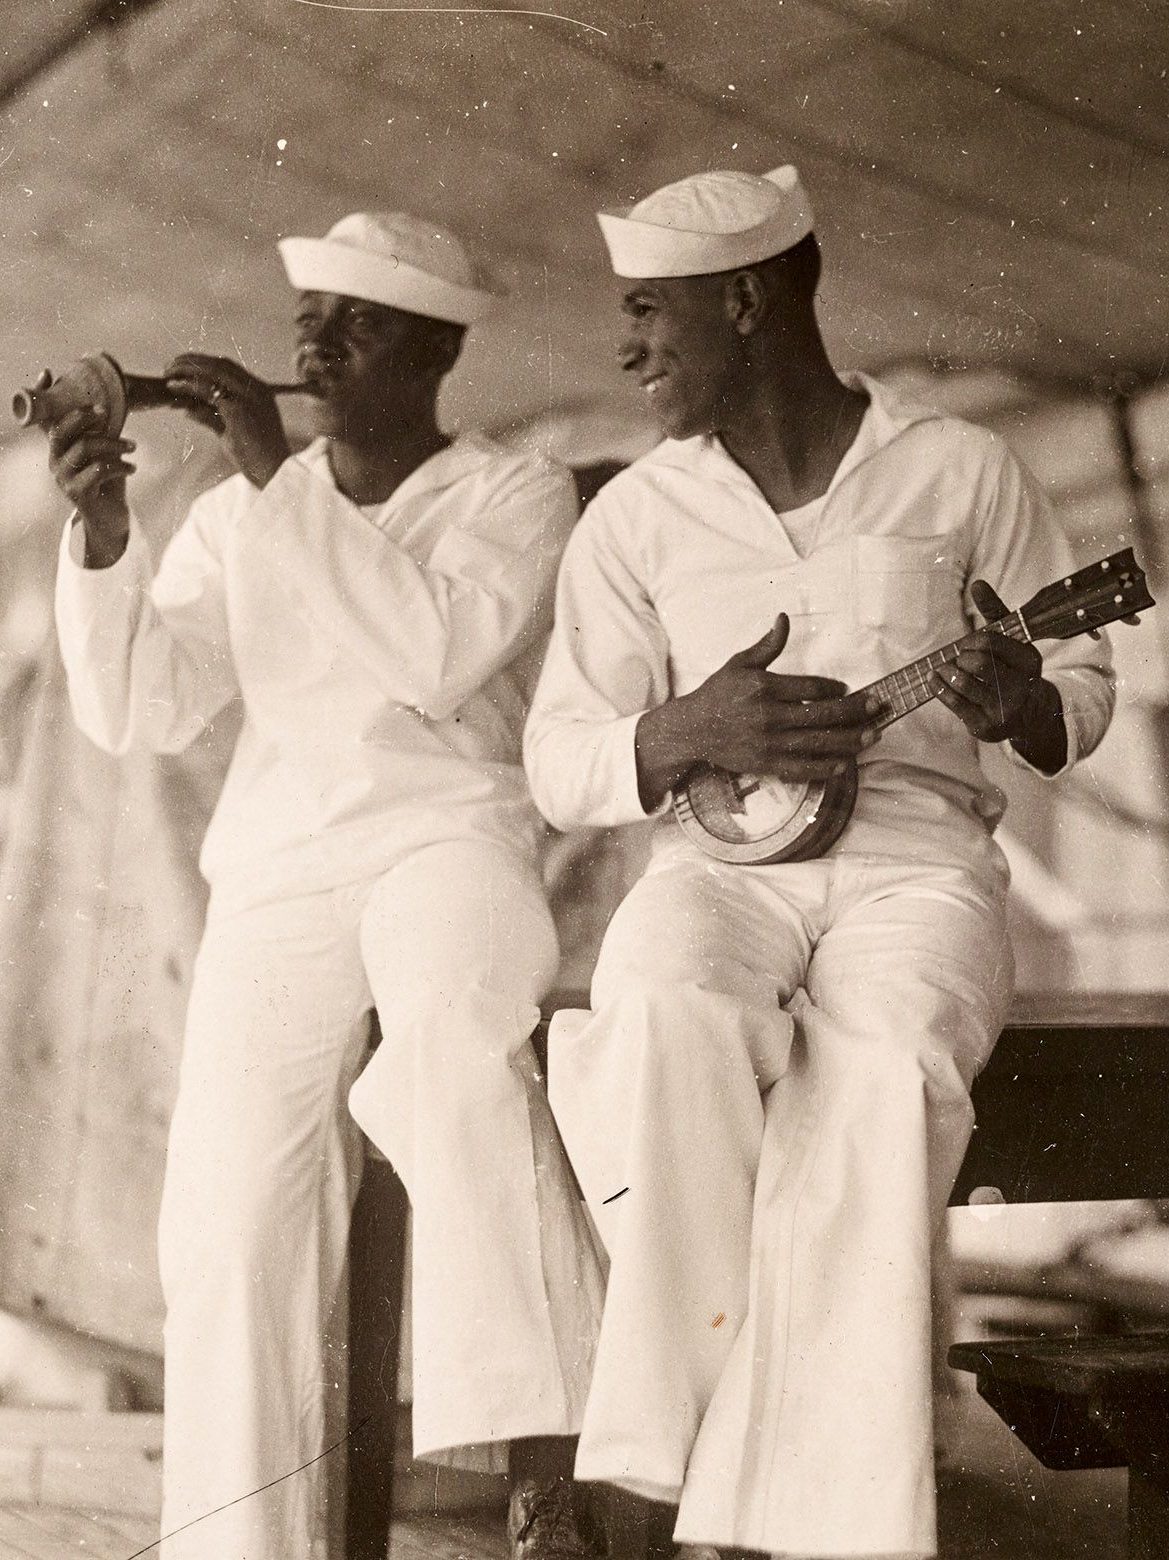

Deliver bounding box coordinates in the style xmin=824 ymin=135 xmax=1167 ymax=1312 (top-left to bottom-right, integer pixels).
xmin=673 ymin=548 xmax=1154 ymax=866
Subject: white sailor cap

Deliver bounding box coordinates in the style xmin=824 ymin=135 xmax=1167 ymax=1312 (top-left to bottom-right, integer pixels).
xmin=278 ymin=211 xmax=502 ymax=325
xmin=597 ymin=165 xmax=814 ymax=280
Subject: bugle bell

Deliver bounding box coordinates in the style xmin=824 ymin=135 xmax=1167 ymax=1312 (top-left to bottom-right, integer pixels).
xmin=12 ymin=352 xmax=310 ymax=438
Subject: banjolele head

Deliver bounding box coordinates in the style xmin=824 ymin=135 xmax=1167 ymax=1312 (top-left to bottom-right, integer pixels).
xmin=673 ymin=548 xmax=1155 ymax=866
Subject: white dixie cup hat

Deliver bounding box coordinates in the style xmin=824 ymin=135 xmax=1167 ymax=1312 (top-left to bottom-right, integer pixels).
xmin=596 ymin=165 xmax=814 ymax=279
xmin=277 ymin=211 xmax=503 ymax=325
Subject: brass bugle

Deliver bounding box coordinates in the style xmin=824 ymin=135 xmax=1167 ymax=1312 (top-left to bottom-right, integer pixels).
xmin=13 ymin=352 xmax=313 ymax=438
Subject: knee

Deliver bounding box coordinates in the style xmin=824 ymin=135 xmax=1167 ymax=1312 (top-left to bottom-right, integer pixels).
xmin=832 ymin=958 xmax=1005 ymax=1091
xmin=562 ymin=978 xmax=791 ymax=1095
xmin=579 ymin=977 xmax=702 ymax=1056
xmin=842 ymin=1015 xmax=976 ymax=1106
xmin=370 ymin=985 xmax=545 ymax=1125
xmin=361 ymin=851 xmax=559 ymax=1005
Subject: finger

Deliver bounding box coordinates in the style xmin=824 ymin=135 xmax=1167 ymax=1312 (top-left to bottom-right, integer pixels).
xmin=165 ymin=373 xmax=221 ymax=405
xmin=71 ymin=457 xmax=134 ymax=496
xmin=837 ymin=686 xmax=886 ymax=722
xmin=71 ymin=447 xmax=135 ymax=481
xmin=933 ymin=665 xmax=991 ymax=705
xmin=970 ymin=578 xmax=1009 ymax=624
xmin=952 ymin=648 xmax=1001 ymax=681
xmin=961 ymin=636 xmax=1040 ymax=675
xmin=57 ymin=435 xmax=135 ymax=473
xmin=727 ymin=613 xmax=790 ymax=672
xmin=755 ymin=674 xmax=850 ymax=703
xmin=94 ymin=465 xmax=134 ymax=492
xmin=764 ymin=692 xmax=879 ymax=729
xmin=34 ymin=368 xmax=52 ymax=391
xmin=761 ymin=757 xmax=858 ymax=783
xmin=164 ymin=353 xmax=231 ymax=379
xmin=972 ymin=625 xmax=1038 ymax=660
xmin=955 ymin=661 xmax=1039 ymax=714
xmin=46 ymin=407 xmax=103 ymax=454
xmin=54 ymin=436 xmax=135 ymax=479
xmin=932 ymin=679 xmax=985 ymax=728
xmin=767 ymin=725 xmax=881 ymax=758
xmin=167 ymin=357 xmax=253 ymax=398
xmin=166 ymin=385 xmax=226 ymax=433
xmin=164 ymin=382 xmax=213 ymax=411
xmin=166 ymin=365 xmax=249 ymax=404
xmin=933 ymin=667 xmax=1016 ymax=734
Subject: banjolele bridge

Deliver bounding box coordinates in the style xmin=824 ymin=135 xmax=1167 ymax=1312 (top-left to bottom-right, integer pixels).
xmin=673 ymin=548 xmax=1155 ymax=865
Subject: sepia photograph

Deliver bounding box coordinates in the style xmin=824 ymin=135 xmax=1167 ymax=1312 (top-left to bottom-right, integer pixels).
xmin=0 ymin=3 xmax=1166 ymax=1558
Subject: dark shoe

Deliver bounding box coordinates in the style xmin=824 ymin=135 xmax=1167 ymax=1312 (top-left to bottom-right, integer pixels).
xmin=509 ymin=1477 xmax=603 ymax=1560
xmin=575 ymin=1484 xmax=675 ymax=1560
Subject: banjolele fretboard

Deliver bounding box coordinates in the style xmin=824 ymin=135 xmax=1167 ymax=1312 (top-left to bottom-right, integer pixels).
xmin=864 ymin=615 xmax=1026 ymax=730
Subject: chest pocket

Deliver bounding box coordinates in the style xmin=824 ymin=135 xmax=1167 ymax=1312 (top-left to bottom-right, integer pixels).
xmin=852 ymin=536 xmax=962 ymax=642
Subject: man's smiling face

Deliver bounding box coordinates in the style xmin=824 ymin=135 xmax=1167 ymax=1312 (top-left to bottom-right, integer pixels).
xmin=618 ymin=273 xmax=743 ymax=441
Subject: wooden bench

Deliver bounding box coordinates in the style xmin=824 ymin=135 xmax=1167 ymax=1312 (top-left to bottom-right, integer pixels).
xmin=949 ymin=992 xmax=1169 ymax=1560
xmin=347 ymin=992 xmax=1169 ymax=1559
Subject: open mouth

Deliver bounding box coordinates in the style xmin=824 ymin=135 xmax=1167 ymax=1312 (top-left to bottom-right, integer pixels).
xmin=642 ymin=373 xmax=667 ymax=396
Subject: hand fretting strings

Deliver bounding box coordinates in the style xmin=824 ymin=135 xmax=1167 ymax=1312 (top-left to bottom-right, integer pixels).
xmin=863 ymin=612 xmax=1029 ymax=730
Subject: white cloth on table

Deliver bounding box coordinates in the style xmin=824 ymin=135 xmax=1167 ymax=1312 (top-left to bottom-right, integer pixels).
xmin=54 ymin=438 xmax=602 ymax=1560
xmin=523 ymin=375 xmax=1114 ymax=1557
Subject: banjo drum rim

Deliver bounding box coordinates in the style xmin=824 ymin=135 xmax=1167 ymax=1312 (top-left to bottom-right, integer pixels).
xmin=673 ymin=764 xmax=835 ymax=865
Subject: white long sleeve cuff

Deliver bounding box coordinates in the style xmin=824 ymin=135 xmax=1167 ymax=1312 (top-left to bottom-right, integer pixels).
xmin=56 ymin=515 xmax=154 ymax=752
xmin=525 ymin=709 xmax=663 ymax=832
xmin=55 ymin=497 xmax=240 ymax=756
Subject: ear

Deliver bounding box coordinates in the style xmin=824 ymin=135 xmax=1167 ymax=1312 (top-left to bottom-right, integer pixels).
xmin=415 ymin=321 xmax=465 ymax=384
xmin=432 ymin=323 xmax=466 ymax=377
xmin=724 ymin=270 xmax=768 ymax=337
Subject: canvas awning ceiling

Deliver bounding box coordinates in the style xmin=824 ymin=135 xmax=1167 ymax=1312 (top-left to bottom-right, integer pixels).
xmin=1 ymin=0 xmax=1166 ymax=445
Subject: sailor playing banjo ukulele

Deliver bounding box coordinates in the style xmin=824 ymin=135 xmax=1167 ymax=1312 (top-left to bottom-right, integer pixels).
xmin=523 ymin=165 xmax=1123 ymax=1560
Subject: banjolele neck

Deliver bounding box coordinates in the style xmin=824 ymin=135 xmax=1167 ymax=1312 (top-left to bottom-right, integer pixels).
xmin=673 ymin=547 xmax=1155 ymax=866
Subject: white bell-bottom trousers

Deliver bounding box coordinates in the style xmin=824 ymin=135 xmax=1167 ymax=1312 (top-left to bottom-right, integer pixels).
xmin=549 ymin=803 xmax=1013 ymax=1560
xmin=157 ymin=838 xmax=603 ymax=1560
